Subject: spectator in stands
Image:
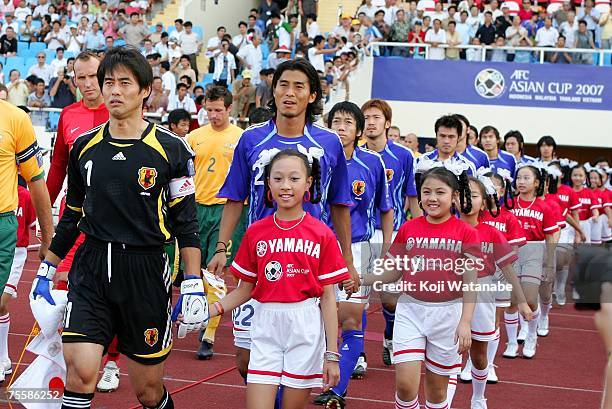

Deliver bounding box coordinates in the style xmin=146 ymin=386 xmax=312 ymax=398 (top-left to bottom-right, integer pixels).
xmin=66 ymin=25 xmax=84 ymax=52
xmin=233 ymin=21 xmax=249 ymax=51
xmin=270 ymin=11 xmax=292 ymax=50
xmin=522 ymin=12 xmax=540 ymax=37
xmin=373 ymin=9 xmax=390 ymax=40
xmin=363 ymin=15 xmax=383 ymax=46
xmin=467 ymin=6 xmax=482 ymax=36
xmin=27 ymin=78 xmax=50 ymax=126
xmin=150 ymin=22 xmax=164 ymax=44
xmin=2 ymin=13 xmax=18 ymax=33
xmin=142 ymin=38 xmax=155 ymax=56
xmin=298 ymin=0 xmax=317 ymax=32
xmin=20 ymin=15 xmax=37 ymax=43
xmin=232 ymin=69 xmax=255 ymax=122
xmin=160 ymin=60 xmax=176 ymax=100
xmin=78 ymin=16 xmax=90 ymax=38
xmin=24 ymin=75 xmax=38 ymax=94
xmin=85 ymin=21 xmax=105 ymax=50
xmin=0 ymin=83 xmax=7 ymax=100
xmin=334 ymin=13 xmax=353 ymax=39
xmin=45 ymin=20 xmax=67 ymax=51
xmin=169 ymin=19 xmax=183 ymax=43
xmin=466 ymin=37 xmax=484 ymax=61
xmin=179 ymin=74 xmax=194 ymax=94
xmin=602 ymin=9 xmax=612 ymax=50
xmin=181 ymin=21 xmax=202 ymax=80
xmin=443 ymin=5 xmax=459 ymax=29
xmin=561 ymin=11 xmax=578 ymax=48
xmin=408 ymin=21 xmax=426 ymax=58
xmin=306 ymin=13 xmax=319 ymax=39
xmin=268 ymin=45 xmax=291 ymax=69
xmin=14 ymin=0 xmax=30 ymax=22
xmin=476 ymin=11 xmax=497 ymax=45
xmin=550 ymin=35 xmax=573 ymax=64
xmin=237 ymin=33 xmax=263 ymax=85
xmin=456 ymin=11 xmax=471 ymax=47
xmin=7 ymin=69 xmax=29 ymax=106
xmin=0 ymin=26 xmax=17 ymax=56
xmin=167 ymin=108 xmax=191 ymax=137
xmin=536 ymin=17 xmax=559 ymax=47
xmin=144 ymin=76 xmax=168 ymax=114
xmin=168 ymin=82 xmax=197 ymax=113
xmin=255 ymin=67 xmax=273 ymax=108
xmin=495 ymin=4 xmax=513 ymax=37
xmin=247 ymin=14 xmax=263 ymax=38
xmin=147 ymin=53 xmax=161 ymax=76
xmin=490 ymin=35 xmax=507 ymax=62
xmin=308 ymin=35 xmax=337 ymax=72
xmin=389 ymin=9 xmax=411 ymax=56
xmin=554 ymin=0 xmax=572 ymax=27
xmin=577 ymin=0 xmax=600 ymax=40
xmin=259 ymin=0 xmax=281 ymax=24
xmin=155 ymin=32 xmax=169 ymax=61
xmin=0 ymin=0 xmax=14 ymax=20
xmin=446 ymin=21 xmax=461 ymax=60
xmin=428 ymin=2 xmax=448 ymax=24
xmin=206 ymin=26 xmax=226 ymax=73
xmin=119 ymin=12 xmax=149 ymax=47
xmin=506 ymin=15 xmax=528 ymax=48
xmin=294 ymin=31 xmax=311 ymax=57
xmin=574 ymin=20 xmax=596 ymax=65
xmin=168 ymin=39 xmax=182 ymax=64
xmin=28 ymin=53 xmax=54 ymax=85
xmin=357 ymin=0 xmax=378 ymax=20
xmin=514 ymin=36 xmax=534 ymax=62
xmin=50 ymin=47 xmax=68 ymax=76
xmin=212 ymin=39 xmax=235 ymax=87
xmin=425 ymin=19 xmax=447 ymax=60
xmin=49 ymin=58 xmax=76 ymax=108
xmin=172 ymin=54 xmax=196 ymax=85
xmin=105 ymin=35 xmax=115 ymax=50
xmin=404 ymin=132 xmax=421 ymax=156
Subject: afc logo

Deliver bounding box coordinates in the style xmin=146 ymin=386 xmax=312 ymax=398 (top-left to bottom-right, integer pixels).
xmin=352 ymin=180 xmax=366 ymax=196
xmin=138 ymin=167 xmax=158 ymax=190
xmin=144 ymin=328 xmax=159 ymax=347
xmin=257 ymin=240 xmax=268 ymax=257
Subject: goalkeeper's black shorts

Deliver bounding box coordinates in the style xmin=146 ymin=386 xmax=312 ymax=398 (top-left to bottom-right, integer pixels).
xmin=62 ymin=236 xmax=173 ymax=365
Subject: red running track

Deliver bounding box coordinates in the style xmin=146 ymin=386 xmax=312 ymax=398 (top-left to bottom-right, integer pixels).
xmin=0 ymin=250 xmax=605 ymax=408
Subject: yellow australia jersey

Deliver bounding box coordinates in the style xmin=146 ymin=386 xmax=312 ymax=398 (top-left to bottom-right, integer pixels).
xmin=0 ymin=100 xmax=45 ymax=213
xmin=187 ymin=123 xmax=243 ymax=205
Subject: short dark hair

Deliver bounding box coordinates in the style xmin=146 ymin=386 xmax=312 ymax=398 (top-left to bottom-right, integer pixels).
xmin=361 ymin=99 xmax=392 ymax=123
xmin=270 ymin=11 xmax=281 ymax=19
xmin=448 ymin=20 xmax=456 ymax=26
xmin=578 ymin=19 xmax=587 ymax=26
xmin=180 ymin=54 xmax=190 ymax=61
xmin=167 ymin=108 xmax=191 ymax=126
xmin=160 ymin=61 xmax=170 ymax=71
xmin=97 ymin=46 xmax=153 ymax=92
xmin=205 ymin=85 xmax=233 ymax=108
xmin=479 ymin=125 xmax=500 ymax=141
xmin=313 ymin=35 xmax=325 ymax=45
xmin=327 ymin=101 xmax=365 ymax=148
xmin=193 ymin=85 xmax=204 ymax=93
xmin=174 ymin=18 xmax=183 ymax=24
xmin=307 ymin=13 xmax=317 ymax=21
xmin=184 ymin=21 xmax=192 ymax=27
xmin=130 ymin=12 xmax=139 ymax=18
xmin=269 ymin=59 xmax=322 ymax=123
xmin=238 ymin=20 xmax=247 ymax=27
xmin=249 ymin=107 xmax=273 ymax=124
xmin=161 ymin=31 xmax=168 ymax=38
xmin=217 ymin=26 xmax=226 ymax=32
xmin=434 ymin=114 xmax=463 ymax=136
xmin=176 ymin=83 xmax=188 ymax=91
xmin=179 ymin=75 xmax=192 ymax=85
xmin=453 ymin=113 xmax=470 ymax=129
xmin=35 ymin=78 xmax=45 ymax=86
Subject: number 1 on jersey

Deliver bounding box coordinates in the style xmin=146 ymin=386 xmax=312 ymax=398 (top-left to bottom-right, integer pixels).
xmin=84 ymin=160 xmax=93 ymax=186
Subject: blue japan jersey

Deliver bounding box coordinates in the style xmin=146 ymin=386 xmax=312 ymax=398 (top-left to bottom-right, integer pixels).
xmin=518 ymin=154 xmax=536 ymax=165
xmin=346 ymin=147 xmax=393 ymax=242
xmin=489 ymin=149 xmax=518 ymax=178
xmin=218 ymin=120 xmax=354 ymax=226
xmin=463 ymin=145 xmax=491 ymax=170
xmin=419 ymin=149 xmax=477 ymax=176
xmin=370 ymin=141 xmax=417 ymax=231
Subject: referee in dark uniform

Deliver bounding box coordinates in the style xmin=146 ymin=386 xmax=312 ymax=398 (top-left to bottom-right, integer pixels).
xmin=31 ymin=47 xmax=201 ymax=409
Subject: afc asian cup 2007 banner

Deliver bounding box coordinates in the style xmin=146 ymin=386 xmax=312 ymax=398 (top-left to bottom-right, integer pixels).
xmin=371 ymin=58 xmax=612 ymax=112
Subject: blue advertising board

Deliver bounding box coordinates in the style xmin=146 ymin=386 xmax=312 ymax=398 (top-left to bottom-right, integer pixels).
xmin=371 ymin=58 xmax=612 ymax=111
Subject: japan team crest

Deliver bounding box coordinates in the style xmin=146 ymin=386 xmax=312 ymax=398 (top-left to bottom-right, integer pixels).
xmin=385 ymin=169 xmax=394 ymax=182
xmin=352 ymin=180 xmax=366 ymax=196
xmin=144 ymin=328 xmax=159 ymax=347
xmin=138 ymin=167 xmax=158 ymax=190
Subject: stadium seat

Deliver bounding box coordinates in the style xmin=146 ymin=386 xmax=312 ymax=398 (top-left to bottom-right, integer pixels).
xmin=31 ymin=20 xmax=41 ymax=30
xmin=65 ymin=51 xmax=77 ymax=59
xmin=201 ymin=73 xmax=214 ymax=86
xmin=44 ymin=49 xmax=56 ymax=60
xmin=29 ymin=42 xmax=46 ymax=54
xmin=261 ymin=42 xmax=270 ymax=61
xmin=17 ymin=41 xmax=29 ymax=51
xmin=115 ymin=39 xmax=126 ymax=47
xmin=193 ymin=26 xmax=203 ymax=38
xmin=167 ymin=26 xmax=176 ymax=34
xmin=25 ymin=57 xmax=37 ymax=68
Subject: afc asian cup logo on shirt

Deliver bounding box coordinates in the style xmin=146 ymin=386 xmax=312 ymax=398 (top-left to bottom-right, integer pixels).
xmin=474 ymin=68 xmax=505 ymax=99
xmin=265 ymin=261 xmax=283 ymax=282
xmin=352 ymin=180 xmax=366 ymax=197
xmin=256 ymin=240 xmax=268 ymax=257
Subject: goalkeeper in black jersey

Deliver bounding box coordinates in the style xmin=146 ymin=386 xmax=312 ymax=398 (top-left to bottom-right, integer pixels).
xmin=31 ymin=46 xmax=203 ymax=409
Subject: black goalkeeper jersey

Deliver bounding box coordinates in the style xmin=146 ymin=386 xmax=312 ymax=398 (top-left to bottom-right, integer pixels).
xmin=49 ymin=121 xmax=200 ymax=259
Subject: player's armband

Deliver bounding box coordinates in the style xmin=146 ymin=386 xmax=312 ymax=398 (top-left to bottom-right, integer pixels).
xmin=169 ymin=176 xmax=196 ymax=199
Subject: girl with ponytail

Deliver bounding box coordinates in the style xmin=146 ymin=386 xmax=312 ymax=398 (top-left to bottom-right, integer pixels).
xmin=448 ymin=176 xmax=532 ymax=409
xmin=503 ymin=164 xmax=559 ymax=360
xmin=362 ymin=158 xmax=479 ymax=409
xmin=586 ymin=165 xmax=611 ymax=244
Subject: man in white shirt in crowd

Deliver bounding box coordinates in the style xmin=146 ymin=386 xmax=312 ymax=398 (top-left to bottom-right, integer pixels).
xmin=237 ymin=33 xmax=263 ymax=85
xmin=27 ymin=52 xmax=54 ymax=84
xmin=425 ymin=18 xmax=447 ymax=59
xmin=381 ymin=0 xmax=399 ymax=26
xmin=45 ymin=20 xmax=67 ymax=51
xmin=206 ymin=25 xmax=225 ymax=60
xmin=334 ymin=13 xmax=353 ymax=38
xmin=167 ymin=82 xmax=196 ymax=113
xmin=428 ymin=2 xmax=448 ymax=23
xmin=65 ymin=25 xmax=83 ymax=52
xmin=233 ymin=21 xmax=249 ymax=51
xmin=357 ymin=0 xmax=378 ymax=19
xmin=212 ymin=38 xmax=236 ymax=87
xmin=155 ymin=32 xmax=170 ymax=61
xmin=32 ymin=0 xmax=49 ymax=20
xmin=169 ymin=18 xmax=184 ymax=43
xmin=306 ymin=13 xmax=320 ymax=39
xmin=535 ymin=16 xmax=559 ymax=47
xmin=167 ymin=39 xmax=182 ymax=64
xmin=456 ymin=10 xmax=471 ymax=46
xmin=141 ymin=38 xmax=155 ymax=56
xmin=181 ymin=21 xmax=202 ymax=79
xmin=160 ymin=60 xmax=177 ymax=100
xmin=2 ymin=13 xmax=19 ymax=34
xmin=560 ymin=11 xmax=578 ymax=47
xmin=50 ymin=47 xmax=68 ymax=76
xmin=84 ymin=21 xmax=105 ymax=50
xmin=308 ymin=35 xmax=338 ymax=72
xmin=14 ymin=0 xmax=30 ymax=21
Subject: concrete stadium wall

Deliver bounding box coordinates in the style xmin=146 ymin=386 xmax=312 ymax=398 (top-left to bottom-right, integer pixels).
xmin=179 ymin=0 xmax=259 ymax=39
xmin=349 ymin=58 xmax=612 ymax=149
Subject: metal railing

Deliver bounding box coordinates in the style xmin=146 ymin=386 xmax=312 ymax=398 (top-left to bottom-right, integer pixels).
xmin=366 ymin=41 xmax=612 ymax=66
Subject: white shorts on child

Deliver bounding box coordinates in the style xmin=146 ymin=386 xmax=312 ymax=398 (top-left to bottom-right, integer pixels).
xmin=336 ymin=241 xmax=373 ymax=304
xmin=471 ymin=276 xmax=497 ymax=341
xmin=247 ymin=298 xmax=324 ymax=389
xmin=516 ymin=242 xmax=545 ymax=285
xmin=4 ymin=247 xmax=27 ymax=298
xmin=392 ymin=294 xmax=462 ymax=376
xmin=232 ymin=298 xmax=259 ymax=350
